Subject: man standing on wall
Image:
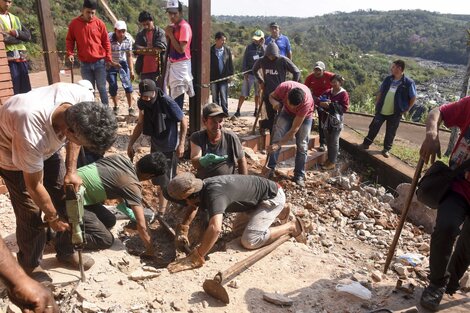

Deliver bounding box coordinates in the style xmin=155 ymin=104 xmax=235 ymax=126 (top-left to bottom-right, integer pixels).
xmin=0 ymin=0 xmax=31 ymax=94
xmin=359 ymin=59 xmax=416 ymax=158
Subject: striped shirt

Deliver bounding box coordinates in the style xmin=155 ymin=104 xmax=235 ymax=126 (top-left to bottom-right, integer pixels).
xmin=108 ymin=32 xmax=133 ymax=63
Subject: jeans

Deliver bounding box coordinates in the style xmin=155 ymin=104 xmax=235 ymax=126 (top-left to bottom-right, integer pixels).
xmin=267 ymin=110 xmax=312 ymax=179
xmin=363 ymin=113 xmax=401 ymax=151
xmin=317 ymin=111 xmax=327 ymax=146
xmin=325 ymin=126 xmax=342 ymax=163
xmin=83 ymin=204 xmax=116 ymax=250
xmin=428 ymin=191 xmax=470 ymax=293
xmin=9 ymin=61 xmax=31 ymax=95
xmin=107 ymin=60 xmax=133 ymax=96
xmin=211 ymin=81 xmax=229 ymax=114
xmin=174 ymin=94 xmax=184 ymax=110
xmin=0 ymin=153 xmax=74 ymax=268
xmin=80 ymin=59 xmax=108 ymax=106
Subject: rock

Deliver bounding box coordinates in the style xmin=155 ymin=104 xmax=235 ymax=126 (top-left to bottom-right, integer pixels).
xmin=321 ymin=239 xmax=333 ymax=247
xmin=170 ymin=301 xmax=182 ymax=311
xmin=97 ymin=289 xmax=112 ymax=298
xmin=371 ymin=271 xmax=384 ymax=282
xmin=381 ymin=193 xmax=395 ymax=203
xmin=394 ymin=264 xmax=407 ymax=277
xmin=460 ymin=272 xmax=470 ymax=291
xmin=417 ymin=243 xmax=430 ymax=252
xmin=82 ymin=301 xmax=101 ymax=313
xmin=227 ymin=279 xmax=240 ymax=289
xmin=357 ymin=212 xmax=368 ymax=220
xmin=364 ymin=186 xmax=377 ymax=196
xmin=391 ymin=183 xmax=437 ymax=233
xmin=243 ymin=147 xmax=259 ymax=162
xmin=129 ymin=268 xmax=161 ymax=281
xmin=263 ymin=292 xmax=294 ymax=306
xmin=339 ymin=177 xmax=351 ymax=189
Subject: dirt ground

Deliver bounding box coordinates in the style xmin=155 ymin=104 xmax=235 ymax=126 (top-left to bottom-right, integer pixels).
xmin=0 ymin=94 xmax=469 ymax=313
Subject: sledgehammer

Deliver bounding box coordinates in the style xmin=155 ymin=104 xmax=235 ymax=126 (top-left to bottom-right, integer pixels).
xmin=203 ymin=234 xmax=290 ymax=304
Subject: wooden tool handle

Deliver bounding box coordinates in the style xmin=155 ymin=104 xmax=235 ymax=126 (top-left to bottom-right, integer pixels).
xmin=218 ymin=234 xmax=291 ymax=283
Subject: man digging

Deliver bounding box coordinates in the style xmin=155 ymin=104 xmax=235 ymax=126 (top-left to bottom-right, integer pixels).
xmin=165 ymin=173 xmax=305 ymax=273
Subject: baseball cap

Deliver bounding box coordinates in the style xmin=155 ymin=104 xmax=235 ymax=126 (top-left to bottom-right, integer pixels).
xmin=167 ymin=172 xmax=203 ymax=200
xmin=269 ymin=22 xmax=279 ymax=28
xmin=314 ymin=61 xmax=326 ymax=71
xmin=202 ymin=102 xmax=228 ymax=118
xmin=166 ymin=0 xmax=179 ymax=13
xmin=76 ymin=79 xmax=94 ymax=92
xmin=139 ymin=79 xmax=157 ymax=98
xmin=114 ymin=20 xmax=127 ymax=31
xmin=252 ymin=29 xmax=264 ymax=41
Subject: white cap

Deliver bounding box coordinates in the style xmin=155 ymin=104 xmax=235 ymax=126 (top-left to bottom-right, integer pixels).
xmin=114 ymin=20 xmax=127 ymax=31
xmin=76 ymin=80 xmax=94 ymax=92
xmin=314 ymin=61 xmax=326 ymax=71
xmin=166 ymin=0 xmax=179 ymax=12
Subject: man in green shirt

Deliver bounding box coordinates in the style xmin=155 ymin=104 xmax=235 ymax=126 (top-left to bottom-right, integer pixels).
xmin=75 ymin=152 xmax=167 ymax=255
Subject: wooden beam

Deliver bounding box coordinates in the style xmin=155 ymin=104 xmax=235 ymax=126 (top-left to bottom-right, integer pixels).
xmin=97 ymin=0 xmax=118 ymax=25
xmin=188 ymin=0 xmax=211 ymax=133
xmin=37 ymin=0 xmax=60 ymax=84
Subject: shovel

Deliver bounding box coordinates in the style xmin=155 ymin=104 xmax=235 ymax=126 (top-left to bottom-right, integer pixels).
xmin=203 ymin=234 xmax=290 ymax=304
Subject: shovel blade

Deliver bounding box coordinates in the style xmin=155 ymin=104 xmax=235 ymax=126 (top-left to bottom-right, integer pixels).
xmin=203 ymin=279 xmax=229 ymax=304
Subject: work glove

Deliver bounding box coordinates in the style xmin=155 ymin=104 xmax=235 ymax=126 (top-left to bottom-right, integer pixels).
xmin=198 ymin=153 xmax=228 ymax=168
xmin=167 ymin=248 xmax=205 ymax=273
xmin=175 ymin=224 xmax=190 ymax=252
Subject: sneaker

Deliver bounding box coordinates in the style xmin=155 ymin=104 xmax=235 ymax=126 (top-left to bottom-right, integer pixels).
xmin=128 ymin=108 xmax=136 ymax=116
xmin=57 ymin=252 xmax=95 ymax=271
xmin=234 ymin=111 xmax=240 ymax=118
xmin=24 ymin=265 xmax=52 ymax=285
xmin=382 ymin=150 xmax=390 ymax=158
xmin=318 ymin=144 xmax=326 ymax=152
xmin=420 ymin=284 xmax=445 ymax=312
xmin=358 ymin=143 xmax=369 ymax=150
xmin=294 ymin=177 xmax=306 ymax=187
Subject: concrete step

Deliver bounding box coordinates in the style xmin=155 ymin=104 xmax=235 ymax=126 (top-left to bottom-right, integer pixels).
xmin=268 ymin=149 xmax=328 ymax=177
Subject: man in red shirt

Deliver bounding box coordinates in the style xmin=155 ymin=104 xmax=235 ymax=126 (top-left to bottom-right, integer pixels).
xmin=266 ymin=81 xmax=314 ymax=187
xmin=66 ymin=0 xmax=119 ymax=107
xmin=304 ymin=61 xmax=335 ymax=151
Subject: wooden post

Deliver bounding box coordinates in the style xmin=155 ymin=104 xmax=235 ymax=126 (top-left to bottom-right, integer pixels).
xmin=188 ymin=0 xmax=211 ymax=133
xmin=36 ymin=0 xmax=60 ymax=84
xmin=97 ymin=0 xmax=118 ymax=25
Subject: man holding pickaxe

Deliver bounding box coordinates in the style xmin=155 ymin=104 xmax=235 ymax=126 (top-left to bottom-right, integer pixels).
xmin=419 ymin=96 xmax=470 ymax=311
xmin=165 ymin=173 xmax=305 ymax=273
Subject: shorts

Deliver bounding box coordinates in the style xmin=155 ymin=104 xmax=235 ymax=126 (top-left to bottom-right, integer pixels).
xmin=241 ymin=73 xmax=259 ymax=97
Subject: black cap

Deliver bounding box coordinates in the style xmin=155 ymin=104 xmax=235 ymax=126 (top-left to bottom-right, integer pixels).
xmin=139 ymin=79 xmax=157 ymax=97
xmin=202 ymin=103 xmax=228 ymax=118
xmin=269 ymin=22 xmax=279 ymax=28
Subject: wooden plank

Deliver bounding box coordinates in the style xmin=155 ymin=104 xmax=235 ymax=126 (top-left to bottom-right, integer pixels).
xmin=0 ymin=88 xmax=14 ymax=97
xmin=0 ymin=73 xmax=11 ymax=82
xmin=0 ymin=42 xmax=5 ymax=50
xmin=0 ymin=65 xmax=10 ymax=74
xmin=37 ymin=0 xmax=60 ymax=83
xmin=0 ymin=58 xmax=9 ymax=66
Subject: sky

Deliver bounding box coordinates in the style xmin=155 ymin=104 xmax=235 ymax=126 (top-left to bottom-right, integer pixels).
xmin=180 ymin=0 xmax=470 ymax=17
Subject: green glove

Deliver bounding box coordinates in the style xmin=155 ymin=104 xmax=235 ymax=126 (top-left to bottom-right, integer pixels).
xmin=116 ymin=202 xmax=136 ymax=221
xmin=198 ymin=153 xmax=228 ymax=168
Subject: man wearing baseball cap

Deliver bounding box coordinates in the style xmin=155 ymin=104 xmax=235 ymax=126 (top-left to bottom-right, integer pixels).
xmin=304 ymin=61 xmax=335 ymax=151
xmin=235 ymin=29 xmax=265 ymax=118
xmin=128 ymin=79 xmax=187 ymax=214
xmin=108 ymin=20 xmax=135 ymax=116
xmin=265 ymin=22 xmax=292 ymax=59
xmin=190 ymin=102 xmax=247 ymax=179
xmin=166 ymin=172 xmax=305 ymax=273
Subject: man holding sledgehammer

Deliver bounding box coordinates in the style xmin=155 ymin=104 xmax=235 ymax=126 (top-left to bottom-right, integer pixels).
xmin=165 ymin=173 xmax=306 ymax=273
xmin=419 ymin=96 xmax=470 ymax=311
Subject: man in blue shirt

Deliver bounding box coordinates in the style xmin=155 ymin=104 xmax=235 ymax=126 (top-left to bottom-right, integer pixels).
xmin=127 ymin=79 xmax=187 ymax=214
xmin=359 ymin=60 xmax=416 ymax=158
xmin=265 ymin=22 xmax=292 ymax=60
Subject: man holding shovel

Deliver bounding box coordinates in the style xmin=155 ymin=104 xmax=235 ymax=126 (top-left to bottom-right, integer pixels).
xmin=165 ymin=173 xmax=305 ymax=273
xmin=419 ymin=96 xmax=470 ymax=311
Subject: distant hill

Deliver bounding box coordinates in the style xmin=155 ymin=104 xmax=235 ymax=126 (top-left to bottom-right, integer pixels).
xmin=216 ymin=10 xmax=470 ymax=65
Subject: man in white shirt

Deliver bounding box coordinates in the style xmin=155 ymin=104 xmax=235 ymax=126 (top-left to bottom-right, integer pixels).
xmin=0 ymin=82 xmax=117 ymax=282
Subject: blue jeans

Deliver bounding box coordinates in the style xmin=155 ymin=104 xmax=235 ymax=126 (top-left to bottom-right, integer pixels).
xmin=80 ymin=59 xmax=108 ymax=106
xmin=267 ymin=110 xmax=312 ymax=179
xmin=211 ymin=81 xmax=229 ymax=114
xmin=106 ymin=60 xmax=133 ymax=97
xmin=9 ymin=61 xmax=31 ymax=95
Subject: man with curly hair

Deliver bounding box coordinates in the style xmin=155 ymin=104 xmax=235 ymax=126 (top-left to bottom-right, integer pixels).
xmin=0 ymin=82 xmax=117 ymax=283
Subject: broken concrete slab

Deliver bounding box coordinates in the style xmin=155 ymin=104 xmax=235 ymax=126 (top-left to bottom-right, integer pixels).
xmin=262 ymin=292 xmax=293 ymax=306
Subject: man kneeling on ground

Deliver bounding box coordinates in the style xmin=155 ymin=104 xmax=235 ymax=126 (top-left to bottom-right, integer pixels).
xmin=165 ymin=173 xmax=305 ymax=273
xmin=77 ymin=152 xmax=167 ymax=255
